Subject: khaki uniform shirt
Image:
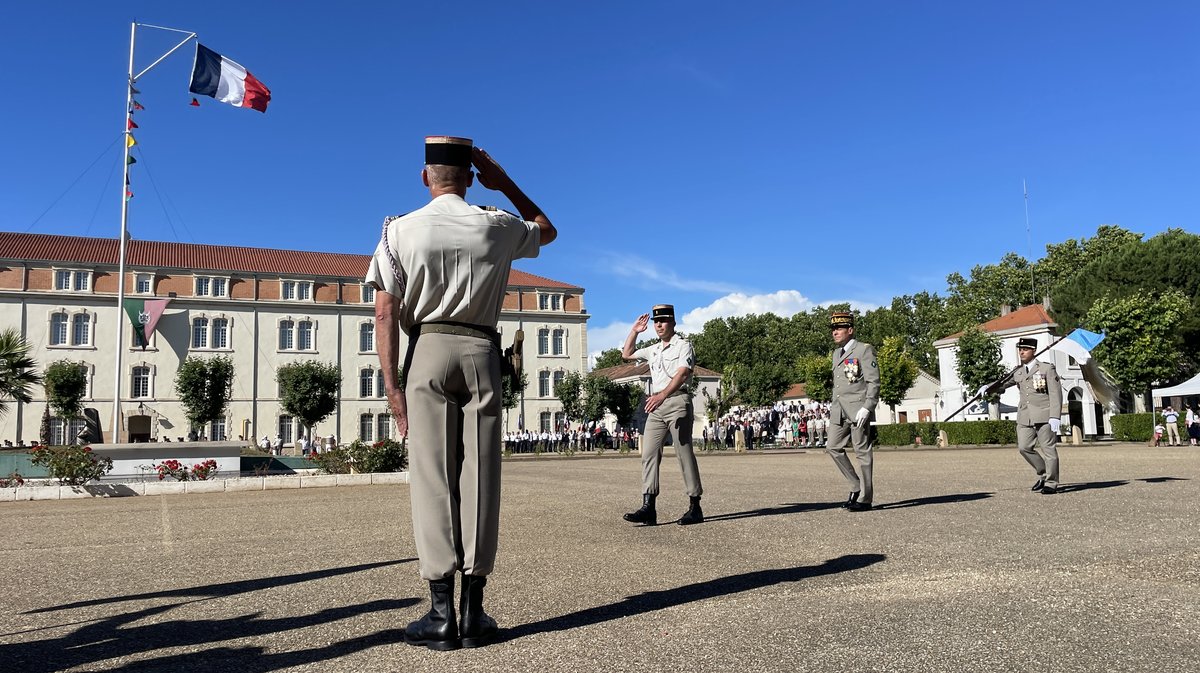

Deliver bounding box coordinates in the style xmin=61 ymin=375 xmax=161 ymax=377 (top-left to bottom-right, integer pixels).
xmin=364 ymin=194 xmax=541 ymax=332
xmin=633 ymin=336 xmax=694 ymax=395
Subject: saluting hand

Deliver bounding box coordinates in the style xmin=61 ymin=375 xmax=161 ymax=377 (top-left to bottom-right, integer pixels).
xmin=472 ymin=147 xmax=513 ymax=192
xmin=632 ymin=313 xmax=650 ymax=334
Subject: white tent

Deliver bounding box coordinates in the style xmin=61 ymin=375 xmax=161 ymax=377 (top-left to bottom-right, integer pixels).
xmin=1152 ymin=373 xmax=1200 ymax=400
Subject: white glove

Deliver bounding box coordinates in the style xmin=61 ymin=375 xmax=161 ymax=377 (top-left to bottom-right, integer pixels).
xmin=854 ymin=408 xmax=870 ymax=429
xmin=977 ymin=384 xmax=991 ymax=398
xmin=1048 ymin=418 xmax=1062 ymax=434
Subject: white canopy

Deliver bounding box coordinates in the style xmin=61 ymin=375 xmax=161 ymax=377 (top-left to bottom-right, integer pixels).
xmin=1152 ymin=373 xmax=1200 ymax=399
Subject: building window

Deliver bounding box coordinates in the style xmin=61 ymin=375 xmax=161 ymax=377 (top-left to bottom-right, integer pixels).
xmin=359 ymin=414 xmax=374 ymax=442
xmin=282 ymin=280 xmax=312 ymax=301
xmin=209 ymin=418 xmax=226 ymax=441
xmin=538 ymin=294 xmax=548 ymax=310
xmin=49 ymin=417 xmax=87 ymax=445
xmin=71 ymin=313 xmax=91 ymax=346
xmin=551 ymin=295 xmax=561 ymax=310
xmin=360 ymin=323 xmax=374 ymax=352
xmin=192 ymin=318 xmax=209 ymax=349
xmin=279 ymin=320 xmax=295 ymax=350
xmin=136 ymin=273 xmax=153 ymax=294
xmin=554 ymin=412 xmax=566 ymax=430
xmin=132 ymin=328 xmax=149 ymax=349
xmin=50 ymin=312 xmax=68 ymax=346
xmin=56 ymin=270 xmax=91 ymax=292
xmin=297 ymin=320 xmax=314 ymax=351
xmin=539 ymin=371 xmax=551 ymax=397
xmin=362 ymin=284 xmax=375 ymax=303
xmin=553 ymin=370 xmax=564 ymax=396
xmin=131 ymin=366 xmax=150 ymax=399
xmin=539 ymin=412 xmax=552 ymax=432
xmin=376 ymin=369 xmax=385 ymax=398
xmin=538 ymin=328 xmax=549 ymax=355
xmin=194 ymin=276 xmax=228 ymax=297
xmin=377 ymin=413 xmax=391 ymax=442
xmin=212 ymin=318 xmax=229 ymax=349
xmin=538 ymin=293 xmax=561 ymax=311
xmin=278 ymin=415 xmax=294 ymax=445
xmin=360 ymin=368 xmax=374 ymax=398
xmin=552 ymin=328 xmax=565 ymax=356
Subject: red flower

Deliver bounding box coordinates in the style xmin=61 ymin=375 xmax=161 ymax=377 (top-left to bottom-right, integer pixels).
xmin=83 ymin=446 xmax=93 ymax=452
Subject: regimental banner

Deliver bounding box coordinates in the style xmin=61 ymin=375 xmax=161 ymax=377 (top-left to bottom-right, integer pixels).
xmin=123 ymin=298 xmax=171 ymax=349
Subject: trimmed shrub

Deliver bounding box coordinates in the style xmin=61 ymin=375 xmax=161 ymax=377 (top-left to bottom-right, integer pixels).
xmin=876 ymin=424 xmax=917 ymax=446
xmin=941 ymin=420 xmax=1017 ymax=445
xmin=914 ymin=422 xmax=940 ymax=446
xmin=1110 ymin=413 xmax=1154 ymax=442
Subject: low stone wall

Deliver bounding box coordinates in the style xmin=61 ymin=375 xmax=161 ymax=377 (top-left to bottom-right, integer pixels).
xmin=92 ymin=440 xmax=245 ymax=479
xmin=0 ymin=471 xmax=409 ymax=502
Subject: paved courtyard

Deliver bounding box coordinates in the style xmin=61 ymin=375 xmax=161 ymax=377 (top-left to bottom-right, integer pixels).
xmin=1 ymin=444 xmax=1196 ymax=673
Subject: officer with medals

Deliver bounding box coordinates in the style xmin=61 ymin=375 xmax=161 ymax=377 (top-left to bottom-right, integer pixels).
xmin=620 ymin=304 xmax=705 ymax=526
xmin=366 ymin=136 xmax=556 ymax=650
xmin=826 ymin=311 xmax=881 ymax=511
xmin=980 ymin=337 xmax=1063 ymax=494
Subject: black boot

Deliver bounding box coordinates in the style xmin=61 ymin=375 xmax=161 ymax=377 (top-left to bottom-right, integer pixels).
xmin=679 ymin=495 xmax=704 ymax=525
xmin=459 ymin=574 xmax=499 ymax=648
xmin=404 ymin=577 xmax=460 ymax=651
xmin=623 ymin=493 xmax=657 ymax=525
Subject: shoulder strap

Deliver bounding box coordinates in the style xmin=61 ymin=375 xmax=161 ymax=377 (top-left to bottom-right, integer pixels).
xmin=381 ymin=216 xmax=406 ymax=297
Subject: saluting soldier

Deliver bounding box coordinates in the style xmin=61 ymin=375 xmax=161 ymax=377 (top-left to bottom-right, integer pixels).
xmin=982 ymin=337 xmax=1063 ymax=494
xmin=620 ymin=304 xmax=705 ymax=526
xmin=826 ymin=311 xmax=880 ymax=511
xmin=368 ymin=136 xmax=556 ymax=650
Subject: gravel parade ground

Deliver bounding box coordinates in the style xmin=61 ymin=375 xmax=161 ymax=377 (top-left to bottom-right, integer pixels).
xmin=1 ymin=443 xmax=1196 ymax=673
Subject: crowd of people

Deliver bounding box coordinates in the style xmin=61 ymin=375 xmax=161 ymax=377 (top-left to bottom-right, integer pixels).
xmin=503 ymin=425 xmax=639 ymax=454
xmin=706 ymin=401 xmax=834 ymax=450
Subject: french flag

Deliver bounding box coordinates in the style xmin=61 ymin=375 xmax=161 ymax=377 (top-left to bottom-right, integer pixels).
xmin=188 ymin=43 xmax=271 ymax=113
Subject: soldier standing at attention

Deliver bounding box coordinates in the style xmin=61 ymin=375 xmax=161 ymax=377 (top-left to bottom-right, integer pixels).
xmin=620 ymin=304 xmax=705 ymax=526
xmin=982 ymin=337 xmax=1063 ymax=494
xmin=826 ymin=311 xmax=880 ymax=512
xmin=368 ymin=136 xmax=556 ymax=650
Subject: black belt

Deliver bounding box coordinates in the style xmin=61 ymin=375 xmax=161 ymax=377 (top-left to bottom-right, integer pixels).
xmin=412 ymin=321 xmax=500 ymax=347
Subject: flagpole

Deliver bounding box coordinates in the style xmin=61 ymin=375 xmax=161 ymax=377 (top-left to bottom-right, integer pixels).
xmin=111 ymin=22 xmax=137 ymax=443
xmin=942 ymin=332 xmax=1072 ymax=424
xmin=110 ymin=23 xmax=199 ymax=443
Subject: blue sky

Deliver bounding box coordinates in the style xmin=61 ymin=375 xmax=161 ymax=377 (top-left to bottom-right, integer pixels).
xmin=3 ymin=1 xmax=1197 ymax=361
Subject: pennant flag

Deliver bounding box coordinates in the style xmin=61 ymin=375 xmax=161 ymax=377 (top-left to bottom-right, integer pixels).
xmin=1052 ymin=329 xmax=1119 ymax=410
xmin=130 ymin=84 xmax=141 ymax=95
xmin=123 ymin=298 xmax=171 ymax=349
xmin=190 ymin=97 xmax=200 ymax=107
xmin=133 ymin=100 xmax=145 ymax=111
xmin=125 ymin=189 xmax=133 ymax=200
xmin=127 ymin=155 xmax=137 ymax=165
xmin=126 ymin=134 xmax=137 ymax=148
xmin=188 ymin=43 xmax=271 ymax=112
xmin=127 ymin=119 xmax=138 ymax=130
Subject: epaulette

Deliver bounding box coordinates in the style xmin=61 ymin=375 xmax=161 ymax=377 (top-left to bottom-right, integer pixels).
xmin=472 ymin=204 xmax=519 ymax=218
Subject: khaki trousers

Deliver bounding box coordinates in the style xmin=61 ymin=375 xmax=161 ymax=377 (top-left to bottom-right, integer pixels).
xmin=826 ymin=418 xmax=874 ymax=503
xmin=640 ymin=395 xmax=703 ymax=497
xmin=1165 ymin=422 xmax=1180 ymax=446
xmin=406 ymin=332 xmax=502 ymax=581
xmin=1017 ymin=423 xmax=1059 ymax=487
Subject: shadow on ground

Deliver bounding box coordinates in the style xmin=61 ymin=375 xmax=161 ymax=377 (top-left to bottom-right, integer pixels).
xmin=500 ymin=552 xmax=886 ymax=642
xmin=874 ymin=492 xmax=994 ymax=510
xmin=703 ymin=501 xmax=842 ymax=523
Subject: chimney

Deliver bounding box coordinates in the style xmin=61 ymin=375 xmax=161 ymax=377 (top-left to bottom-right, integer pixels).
xmin=1000 ymin=304 xmax=1011 ymax=316
xmin=1042 ymin=295 xmax=1052 ymax=311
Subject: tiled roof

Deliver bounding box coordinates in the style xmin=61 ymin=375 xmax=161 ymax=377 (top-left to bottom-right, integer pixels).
xmin=592 ymin=362 xmax=721 ymax=380
xmin=938 ymin=304 xmax=1057 ymax=342
xmin=782 ymin=383 xmax=808 ymax=399
xmin=0 ymin=231 xmax=580 ymax=289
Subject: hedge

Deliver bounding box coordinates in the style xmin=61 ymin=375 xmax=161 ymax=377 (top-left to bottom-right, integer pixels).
xmin=1110 ymin=413 xmax=1154 ymax=442
xmin=874 ymin=420 xmax=1017 ymax=446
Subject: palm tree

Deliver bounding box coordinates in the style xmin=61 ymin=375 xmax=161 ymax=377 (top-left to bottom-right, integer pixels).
xmin=0 ymin=328 xmax=41 ymax=418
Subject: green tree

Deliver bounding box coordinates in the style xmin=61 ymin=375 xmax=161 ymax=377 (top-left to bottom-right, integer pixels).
xmin=1084 ymin=289 xmax=1191 ymax=406
xmin=555 ymin=370 xmax=586 ymax=423
xmin=276 ymin=361 xmax=341 ymax=439
xmin=606 ymin=381 xmax=644 ymax=428
xmin=591 ymin=348 xmax=625 ymax=371
xmin=877 ymin=336 xmax=920 ymax=416
xmin=0 ymin=328 xmax=41 ymax=419
xmin=43 ymin=359 xmax=88 ymax=424
xmin=944 ymin=252 xmax=1036 ymax=330
xmin=799 ymin=355 xmax=832 ymax=404
xmin=1037 ymin=224 xmax=1142 ymax=295
xmin=954 ymin=326 xmax=1006 ymax=417
xmin=175 ymin=356 xmax=235 ymax=435
xmin=501 ymin=369 xmax=527 ymax=412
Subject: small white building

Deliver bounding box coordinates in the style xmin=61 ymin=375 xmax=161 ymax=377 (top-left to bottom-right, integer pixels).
xmin=933 ymin=304 xmax=1112 ymax=437
xmin=878 ymin=370 xmax=942 ymax=424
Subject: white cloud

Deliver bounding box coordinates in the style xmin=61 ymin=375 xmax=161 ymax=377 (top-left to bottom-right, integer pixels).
xmin=596 ymin=252 xmax=744 ymax=295
xmin=585 ymin=319 xmax=635 ymax=368
xmin=676 ymin=291 xmax=879 ymax=334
